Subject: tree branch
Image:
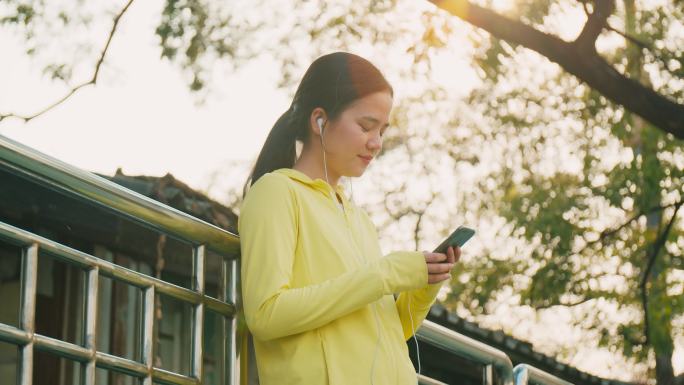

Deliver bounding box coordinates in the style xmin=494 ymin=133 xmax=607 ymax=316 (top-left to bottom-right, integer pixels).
xmin=428 ymin=0 xmax=684 ymax=139
xmin=579 ymin=0 xmax=591 ymax=20
xmin=575 ymin=0 xmax=614 ymax=50
xmin=577 ymin=0 xmax=683 ymax=80
xmin=577 ymin=202 xmax=674 ymax=254
xmin=606 ymin=25 xmax=646 ymax=49
xmin=535 ymin=296 xmax=595 ymax=310
xmin=0 ymin=0 xmax=136 ymax=124
xmin=640 ymin=199 xmax=683 ymax=345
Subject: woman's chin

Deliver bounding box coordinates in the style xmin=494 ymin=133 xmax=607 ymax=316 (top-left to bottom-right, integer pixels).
xmin=353 ymin=166 xmax=368 ymax=177
xmin=343 ymin=169 xmax=365 ymax=178
xmin=340 ymin=162 xmax=370 ymax=178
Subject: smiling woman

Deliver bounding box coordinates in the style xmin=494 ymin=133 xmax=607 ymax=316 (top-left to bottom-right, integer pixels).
xmin=295 ymin=90 xmax=392 ymax=183
xmin=237 ymin=52 xmax=461 ymax=385
xmin=243 ymin=52 xmax=395 ymax=193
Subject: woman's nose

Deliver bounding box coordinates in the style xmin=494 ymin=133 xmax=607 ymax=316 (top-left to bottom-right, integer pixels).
xmin=367 ymin=136 xmax=382 ymax=151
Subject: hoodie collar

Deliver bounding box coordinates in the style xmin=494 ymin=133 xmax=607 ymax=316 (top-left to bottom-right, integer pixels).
xmin=274 ymin=168 xmax=348 ymax=202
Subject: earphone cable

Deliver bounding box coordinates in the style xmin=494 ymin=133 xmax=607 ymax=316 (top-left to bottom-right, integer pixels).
xmin=408 ymin=296 xmax=421 ymax=375
xmin=320 ymin=124 xmax=396 ymax=384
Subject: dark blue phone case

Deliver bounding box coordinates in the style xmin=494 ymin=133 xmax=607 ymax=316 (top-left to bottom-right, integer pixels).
xmin=433 ymin=226 xmax=475 ymax=253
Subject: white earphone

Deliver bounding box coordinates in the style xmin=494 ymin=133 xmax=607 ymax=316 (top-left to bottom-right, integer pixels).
xmin=317 ymin=116 xmax=336 ymax=204
xmin=317 ymin=117 xmax=325 ymax=136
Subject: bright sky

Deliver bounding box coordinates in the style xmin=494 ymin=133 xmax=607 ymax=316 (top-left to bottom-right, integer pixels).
xmin=1 ymin=0 xmax=290 ymax=196
xmin=1 ymin=0 xmax=682 ymax=380
xmin=0 ymin=0 xmax=477 ymax=197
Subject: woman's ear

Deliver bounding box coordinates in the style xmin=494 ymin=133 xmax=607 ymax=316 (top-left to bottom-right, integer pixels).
xmin=309 ymin=108 xmax=327 ymax=136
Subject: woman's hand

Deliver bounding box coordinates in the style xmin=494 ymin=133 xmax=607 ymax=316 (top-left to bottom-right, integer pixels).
xmin=423 ymin=246 xmax=461 ymax=284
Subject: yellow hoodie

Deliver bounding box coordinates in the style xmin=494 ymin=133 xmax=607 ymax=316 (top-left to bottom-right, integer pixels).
xmin=238 ymin=168 xmax=444 ymax=385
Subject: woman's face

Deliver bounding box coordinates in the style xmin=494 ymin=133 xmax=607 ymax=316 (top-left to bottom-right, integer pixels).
xmin=322 ymin=91 xmax=392 ymax=178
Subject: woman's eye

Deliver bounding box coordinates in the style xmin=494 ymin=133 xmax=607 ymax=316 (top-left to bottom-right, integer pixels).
xmin=360 ymin=125 xmax=370 ymax=132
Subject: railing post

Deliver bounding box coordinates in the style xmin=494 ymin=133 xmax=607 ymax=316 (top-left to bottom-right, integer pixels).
xmin=221 ymin=256 xmax=229 ymax=385
xmin=142 ymin=286 xmax=156 ymax=385
xmin=19 ymin=243 xmax=38 ymax=385
xmin=192 ymin=245 xmax=206 ymax=383
xmin=83 ymin=266 xmax=99 ymax=385
xmin=227 ymin=258 xmax=239 ymax=385
xmin=483 ymin=364 xmax=494 ymax=385
xmin=514 ymin=364 xmax=529 ymax=385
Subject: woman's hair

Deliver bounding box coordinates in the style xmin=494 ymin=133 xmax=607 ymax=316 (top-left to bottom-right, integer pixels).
xmin=243 ymin=52 xmax=393 ymax=195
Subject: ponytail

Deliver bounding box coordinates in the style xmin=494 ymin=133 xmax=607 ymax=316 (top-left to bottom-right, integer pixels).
xmin=243 ymin=107 xmax=301 ymax=197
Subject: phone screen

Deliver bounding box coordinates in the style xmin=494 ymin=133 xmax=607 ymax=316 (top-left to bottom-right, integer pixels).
xmin=433 ymin=226 xmax=475 ymax=254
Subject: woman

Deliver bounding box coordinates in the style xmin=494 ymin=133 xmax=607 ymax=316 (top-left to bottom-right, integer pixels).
xmin=239 ymin=52 xmax=460 ymax=385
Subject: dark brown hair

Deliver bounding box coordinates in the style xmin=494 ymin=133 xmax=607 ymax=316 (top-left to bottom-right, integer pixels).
xmin=243 ymin=52 xmax=393 ymax=196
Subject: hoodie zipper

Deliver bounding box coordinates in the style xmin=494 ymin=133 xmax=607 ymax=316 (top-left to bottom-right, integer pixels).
xmin=327 ymin=186 xmax=395 ymax=384
xmin=279 ymin=171 xmax=401 ymax=382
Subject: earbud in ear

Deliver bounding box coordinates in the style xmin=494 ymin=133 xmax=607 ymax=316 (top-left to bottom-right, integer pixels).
xmin=317 ymin=117 xmax=326 ymax=146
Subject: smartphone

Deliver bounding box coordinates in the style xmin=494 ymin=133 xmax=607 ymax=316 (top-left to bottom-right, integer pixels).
xmin=433 ymin=226 xmax=475 ymax=254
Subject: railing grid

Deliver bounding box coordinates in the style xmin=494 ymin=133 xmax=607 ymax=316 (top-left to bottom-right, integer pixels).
xmin=2 ymin=133 xmax=577 ymax=385
xmin=416 ymin=321 xmax=577 ymax=385
xmin=514 ymin=364 xmax=575 ymax=385
xmin=0 ymin=221 xmax=237 ymax=385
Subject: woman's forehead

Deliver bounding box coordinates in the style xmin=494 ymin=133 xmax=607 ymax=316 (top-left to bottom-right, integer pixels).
xmin=345 ymin=92 xmax=393 ymax=117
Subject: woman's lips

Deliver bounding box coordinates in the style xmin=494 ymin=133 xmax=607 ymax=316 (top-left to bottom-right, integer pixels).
xmin=358 ymin=155 xmax=373 ymax=164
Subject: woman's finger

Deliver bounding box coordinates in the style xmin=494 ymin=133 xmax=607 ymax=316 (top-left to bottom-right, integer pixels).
xmin=427 ymin=272 xmax=451 ymax=284
xmin=446 ymin=246 xmax=455 ymax=264
xmin=427 ymin=262 xmax=454 ymax=274
xmin=423 ymin=252 xmax=447 ymax=263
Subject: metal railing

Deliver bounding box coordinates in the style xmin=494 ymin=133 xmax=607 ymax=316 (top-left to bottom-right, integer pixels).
xmin=418 ymin=373 xmax=449 ymax=385
xmin=514 ymin=364 xmax=574 ymax=385
xmin=1 ymin=134 xmax=576 ymax=385
xmin=417 ymin=321 xmax=514 ymax=385
xmin=0 ymin=134 xmax=239 ymax=257
xmin=416 ymin=322 xmax=577 ymax=385
xmin=0 ymin=134 xmax=243 ymax=385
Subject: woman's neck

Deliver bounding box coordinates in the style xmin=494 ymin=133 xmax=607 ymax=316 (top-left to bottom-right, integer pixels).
xmin=293 ymin=148 xmax=340 ymax=188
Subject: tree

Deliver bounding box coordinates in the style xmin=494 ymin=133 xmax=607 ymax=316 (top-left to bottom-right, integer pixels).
xmin=424 ymin=0 xmax=683 ymax=383
xmin=429 ymin=0 xmax=684 ymax=140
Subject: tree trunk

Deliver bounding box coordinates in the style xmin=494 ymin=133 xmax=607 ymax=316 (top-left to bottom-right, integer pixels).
xmin=428 ymin=0 xmax=684 ymax=140
xmin=655 ymin=351 xmax=675 ymax=385
xmin=648 ymin=251 xmax=676 ymax=385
